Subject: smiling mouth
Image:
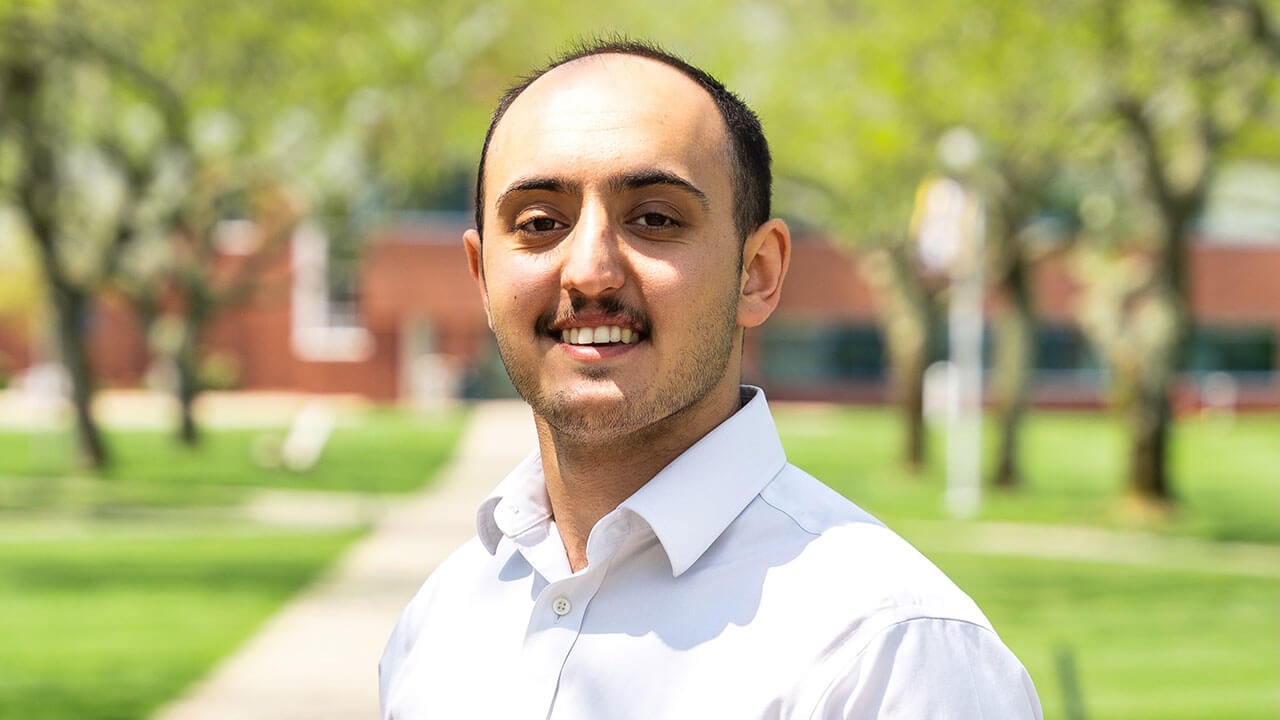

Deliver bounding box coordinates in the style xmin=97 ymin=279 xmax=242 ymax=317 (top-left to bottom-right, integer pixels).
xmin=558 ymin=325 xmax=642 ymax=345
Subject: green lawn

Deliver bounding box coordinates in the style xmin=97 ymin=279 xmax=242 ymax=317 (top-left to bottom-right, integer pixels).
xmin=778 ymin=407 xmax=1280 ymax=719
xmin=2 ymin=404 xmax=1275 ymax=719
xmin=776 ymin=407 xmax=1280 ymax=543
xmin=0 ymin=407 xmax=467 ymax=511
xmin=940 ymin=553 xmax=1280 ymax=720
xmin=0 ymin=531 xmax=361 ymax=720
xmin=0 ymin=405 xmax=466 ymax=720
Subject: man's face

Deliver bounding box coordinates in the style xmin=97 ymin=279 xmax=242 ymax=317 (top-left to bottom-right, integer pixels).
xmin=466 ymin=54 xmax=747 ymax=441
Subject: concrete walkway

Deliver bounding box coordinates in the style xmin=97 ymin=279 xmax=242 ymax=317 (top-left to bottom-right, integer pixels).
xmin=899 ymin=520 xmax=1280 ymax=578
xmin=152 ymin=400 xmax=537 ymax=720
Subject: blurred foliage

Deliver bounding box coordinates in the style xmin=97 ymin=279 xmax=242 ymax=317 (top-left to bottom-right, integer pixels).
xmin=2 ymin=0 xmax=1273 ymax=295
xmin=196 ymin=350 xmax=240 ymax=391
xmin=0 ymin=1 xmax=197 ymax=468
xmin=0 ymin=207 xmax=41 ymax=317
xmin=1 ymin=0 xmax=1276 ymax=490
xmin=0 ymin=0 xmax=1272 ymax=239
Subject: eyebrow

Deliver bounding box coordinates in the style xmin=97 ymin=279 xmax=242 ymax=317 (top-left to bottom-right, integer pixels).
xmin=610 ymin=170 xmax=710 ymax=211
xmin=495 ymin=177 xmax=581 ymax=209
xmin=494 ymin=169 xmax=710 ymax=212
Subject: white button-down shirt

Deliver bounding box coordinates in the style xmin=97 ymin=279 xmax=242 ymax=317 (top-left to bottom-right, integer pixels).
xmin=381 ymin=387 xmax=1042 ymax=719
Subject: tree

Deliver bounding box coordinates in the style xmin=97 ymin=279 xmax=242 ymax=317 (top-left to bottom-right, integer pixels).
xmin=1078 ymin=0 xmax=1279 ymax=505
xmin=0 ymin=8 xmax=188 ymax=468
xmin=1184 ymin=0 xmax=1280 ymax=64
xmin=738 ymin=2 xmax=943 ymax=471
xmin=923 ymin=3 xmax=1090 ymax=489
xmin=752 ymin=0 xmax=1084 ymax=483
xmin=116 ymin=150 xmax=299 ymax=446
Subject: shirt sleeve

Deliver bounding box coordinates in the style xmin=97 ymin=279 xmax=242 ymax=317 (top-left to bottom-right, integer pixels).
xmin=808 ymin=617 xmax=1043 ymax=720
xmin=379 ymin=571 xmax=439 ymax=719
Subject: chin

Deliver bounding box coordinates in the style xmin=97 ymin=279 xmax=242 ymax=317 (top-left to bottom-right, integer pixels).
xmin=556 ymin=381 xmax=631 ymax=406
xmin=534 ymin=385 xmax=646 ymax=441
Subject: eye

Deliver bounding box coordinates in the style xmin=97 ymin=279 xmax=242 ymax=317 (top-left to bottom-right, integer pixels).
xmin=633 ymin=212 xmax=679 ymax=229
xmin=516 ymin=216 xmax=567 ymax=234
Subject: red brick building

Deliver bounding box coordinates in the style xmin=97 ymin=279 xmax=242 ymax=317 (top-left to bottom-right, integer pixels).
xmin=0 ymin=217 xmax=1276 ymax=409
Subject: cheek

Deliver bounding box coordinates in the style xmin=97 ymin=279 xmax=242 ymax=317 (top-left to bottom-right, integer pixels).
xmin=641 ymin=254 xmax=738 ymax=318
xmin=635 ymin=242 xmax=726 ymax=286
xmin=486 ymin=258 xmax=555 ymax=309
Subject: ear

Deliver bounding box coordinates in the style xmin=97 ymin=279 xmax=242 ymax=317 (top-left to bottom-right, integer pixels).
xmin=463 ymin=229 xmax=493 ymax=329
xmin=738 ymin=218 xmax=790 ymax=329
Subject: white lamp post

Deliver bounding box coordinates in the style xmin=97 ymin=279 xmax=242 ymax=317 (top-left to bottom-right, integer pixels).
xmin=914 ymin=127 xmax=985 ymax=520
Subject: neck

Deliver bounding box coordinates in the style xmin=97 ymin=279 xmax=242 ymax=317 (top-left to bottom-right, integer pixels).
xmin=535 ymin=385 xmax=742 ymax=572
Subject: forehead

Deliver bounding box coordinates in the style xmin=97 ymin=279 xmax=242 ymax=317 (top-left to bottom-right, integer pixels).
xmin=484 ymin=54 xmax=732 ymax=208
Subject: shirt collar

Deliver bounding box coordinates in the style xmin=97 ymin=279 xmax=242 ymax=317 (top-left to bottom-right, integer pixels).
xmin=476 ymin=449 xmax=549 ymax=554
xmin=620 ymin=386 xmax=785 ymax=576
xmin=476 ymin=386 xmax=787 ymax=577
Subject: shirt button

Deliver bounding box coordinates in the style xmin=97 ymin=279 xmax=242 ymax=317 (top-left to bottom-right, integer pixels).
xmin=551 ymin=596 xmax=572 ymax=616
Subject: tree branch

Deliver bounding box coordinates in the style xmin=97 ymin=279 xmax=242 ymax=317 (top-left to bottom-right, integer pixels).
xmin=55 ymin=24 xmax=189 ymax=144
xmin=1183 ymin=0 xmax=1280 ymax=65
xmin=1113 ymin=95 xmax=1179 ymax=212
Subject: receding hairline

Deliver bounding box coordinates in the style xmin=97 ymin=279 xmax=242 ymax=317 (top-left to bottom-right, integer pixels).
xmin=518 ymin=50 xmax=708 ymax=89
xmin=478 ymin=52 xmax=736 ymax=228
xmin=474 ymin=38 xmax=772 ymax=241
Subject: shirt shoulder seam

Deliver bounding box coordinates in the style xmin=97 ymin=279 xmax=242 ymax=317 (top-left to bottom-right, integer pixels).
xmin=803 ymin=614 xmax=1003 ymax=719
xmin=756 ymin=474 xmax=823 ymax=539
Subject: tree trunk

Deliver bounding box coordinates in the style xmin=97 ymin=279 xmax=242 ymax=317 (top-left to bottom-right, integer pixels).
xmin=7 ymin=29 xmax=108 ymax=469
xmin=1125 ymin=219 xmax=1191 ymax=505
xmin=1129 ymin=377 xmax=1172 ymax=500
xmin=174 ymin=327 xmax=200 ymax=446
xmin=864 ymin=246 xmax=936 ymax=473
xmin=52 ymin=286 xmax=109 ymax=469
xmin=1125 ymin=290 xmax=1184 ymax=504
xmin=174 ymin=290 xmax=210 ymax=446
xmin=175 ymin=334 xmax=199 ymax=445
xmin=898 ymin=349 xmax=928 ymax=471
xmin=990 ymin=254 xmax=1035 ymax=489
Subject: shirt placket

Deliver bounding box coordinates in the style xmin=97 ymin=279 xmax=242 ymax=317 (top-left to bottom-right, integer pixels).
xmin=518 ymin=519 xmax=630 ymax=720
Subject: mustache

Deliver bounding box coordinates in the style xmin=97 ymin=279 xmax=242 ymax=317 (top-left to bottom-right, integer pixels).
xmin=536 ymin=295 xmax=649 ymax=334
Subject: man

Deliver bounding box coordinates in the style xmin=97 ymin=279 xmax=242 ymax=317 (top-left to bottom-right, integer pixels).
xmin=381 ymin=39 xmax=1042 ymax=719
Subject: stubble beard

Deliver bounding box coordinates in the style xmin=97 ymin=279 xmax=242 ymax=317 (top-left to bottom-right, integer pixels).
xmin=493 ymin=282 xmax=741 ymax=444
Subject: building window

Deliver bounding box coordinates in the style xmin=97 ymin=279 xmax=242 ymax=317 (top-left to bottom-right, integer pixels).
xmin=1185 ymin=326 xmax=1276 ymax=375
xmin=1035 ymin=324 xmax=1100 ymax=374
xmin=761 ymin=322 xmax=885 ymax=383
xmin=290 ymin=220 xmax=373 ymax=362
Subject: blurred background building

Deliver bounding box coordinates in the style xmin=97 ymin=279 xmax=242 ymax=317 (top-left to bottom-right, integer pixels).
xmin=1 ymin=197 xmax=1275 ymax=409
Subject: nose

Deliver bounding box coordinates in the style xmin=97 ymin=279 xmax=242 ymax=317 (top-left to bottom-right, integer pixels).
xmin=561 ymin=204 xmax=624 ymax=298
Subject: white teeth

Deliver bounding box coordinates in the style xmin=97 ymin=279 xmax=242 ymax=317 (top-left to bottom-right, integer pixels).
xmin=560 ymin=325 xmax=640 ymax=346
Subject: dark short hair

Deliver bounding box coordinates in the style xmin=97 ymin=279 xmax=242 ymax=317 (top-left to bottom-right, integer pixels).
xmin=473 ymin=38 xmax=772 ymax=241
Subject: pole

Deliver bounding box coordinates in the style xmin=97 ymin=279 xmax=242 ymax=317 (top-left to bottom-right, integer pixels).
xmin=945 ymin=196 xmax=984 ymax=520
